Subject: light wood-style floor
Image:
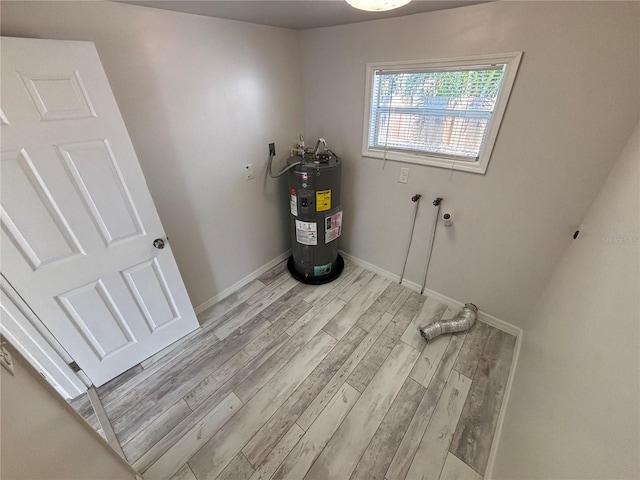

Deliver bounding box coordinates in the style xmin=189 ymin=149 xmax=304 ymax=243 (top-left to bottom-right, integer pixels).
xmin=73 ymin=260 xmax=516 ymax=480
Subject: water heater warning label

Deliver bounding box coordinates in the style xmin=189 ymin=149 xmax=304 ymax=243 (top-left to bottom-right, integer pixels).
xmin=325 ymin=211 xmax=342 ymax=243
xmin=290 ymin=189 xmax=297 ymax=216
xmin=295 ymin=220 xmax=317 ymax=245
xmin=316 ymin=190 xmax=331 ymax=212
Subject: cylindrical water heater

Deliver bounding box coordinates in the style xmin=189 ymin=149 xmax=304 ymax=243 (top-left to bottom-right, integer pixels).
xmin=286 ymin=149 xmax=344 ymax=284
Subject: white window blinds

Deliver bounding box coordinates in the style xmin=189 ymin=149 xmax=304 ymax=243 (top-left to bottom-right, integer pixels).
xmin=369 ymin=65 xmax=506 ymax=162
xmin=362 ymin=53 xmax=522 ymax=174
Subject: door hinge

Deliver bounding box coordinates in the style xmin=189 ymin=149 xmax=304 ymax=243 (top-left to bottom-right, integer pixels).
xmin=68 ymin=361 xmax=81 ymax=373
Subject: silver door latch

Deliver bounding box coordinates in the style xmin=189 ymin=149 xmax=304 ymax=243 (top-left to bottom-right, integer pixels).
xmin=1 ymin=343 xmax=15 ymax=376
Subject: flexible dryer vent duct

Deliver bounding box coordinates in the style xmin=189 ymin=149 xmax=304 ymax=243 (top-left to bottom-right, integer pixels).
xmin=419 ymin=303 xmax=478 ymax=342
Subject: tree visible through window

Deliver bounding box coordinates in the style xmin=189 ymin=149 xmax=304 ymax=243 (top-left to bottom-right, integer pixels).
xmin=363 ymin=53 xmax=522 ymax=174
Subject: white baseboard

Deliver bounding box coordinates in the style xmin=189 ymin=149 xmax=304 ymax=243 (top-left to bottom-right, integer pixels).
xmin=339 ymin=250 xmax=421 ymax=291
xmin=419 ymin=287 xmax=522 ymax=338
xmin=339 ymin=249 xmax=523 ymax=480
xmin=339 ymin=250 xmax=522 ymax=337
xmin=193 ymin=250 xmax=291 ymax=315
xmin=484 ymin=330 xmax=522 ymax=479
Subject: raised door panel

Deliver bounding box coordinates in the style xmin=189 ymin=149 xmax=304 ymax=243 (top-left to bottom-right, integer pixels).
xmin=57 ymin=279 xmax=137 ymax=360
xmin=122 ymin=258 xmax=181 ymax=332
xmin=19 ymin=70 xmax=96 ymax=121
xmin=57 ymin=139 xmax=145 ymax=245
xmin=0 ymin=149 xmax=84 ymax=269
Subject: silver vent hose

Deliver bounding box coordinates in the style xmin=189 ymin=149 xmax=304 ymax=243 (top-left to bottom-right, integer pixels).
xmin=419 ymin=303 xmax=478 ymax=342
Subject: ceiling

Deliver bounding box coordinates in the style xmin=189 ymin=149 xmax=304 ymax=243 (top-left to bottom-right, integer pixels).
xmin=118 ymin=0 xmax=489 ymax=30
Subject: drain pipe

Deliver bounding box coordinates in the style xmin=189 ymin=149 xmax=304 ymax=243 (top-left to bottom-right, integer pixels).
xmin=419 ymin=303 xmax=478 ymax=342
xmin=420 ymin=197 xmax=442 ymax=294
xmin=399 ymin=194 xmax=422 ymax=285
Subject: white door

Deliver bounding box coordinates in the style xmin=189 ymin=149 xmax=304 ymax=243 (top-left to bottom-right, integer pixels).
xmin=0 ymin=37 xmax=199 ymax=386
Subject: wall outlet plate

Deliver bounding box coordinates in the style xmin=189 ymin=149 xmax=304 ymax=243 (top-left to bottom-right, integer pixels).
xmin=399 ymin=167 xmax=409 ymax=184
xmin=245 ymin=164 xmax=254 ymax=180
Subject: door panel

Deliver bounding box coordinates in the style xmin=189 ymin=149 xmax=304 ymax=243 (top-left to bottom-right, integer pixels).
xmin=57 ymin=138 xmax=145 ymax=245
xmin=20 ymin=70 xmax=97 ymax=121
xmin=122 ymin=258 xmax=181 ymax=332
xmin=57 ymin=279 xmax=137 ymax=359
xmin=1 ymin=149 xmax=85 ymax=268
xmin=1 ymin=37 xmax=199 ymax=386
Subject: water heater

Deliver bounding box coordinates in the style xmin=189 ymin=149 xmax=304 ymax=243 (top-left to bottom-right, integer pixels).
xmin=286 ymin=146 xmax=344 ymax=284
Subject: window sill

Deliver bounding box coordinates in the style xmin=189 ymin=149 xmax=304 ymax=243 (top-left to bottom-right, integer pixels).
xmin=361 ymin=148 xmax=488 ymax=174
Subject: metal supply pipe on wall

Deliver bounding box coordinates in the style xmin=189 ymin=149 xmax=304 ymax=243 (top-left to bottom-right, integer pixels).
xmin=421 ymin=197 xmax=442 ymax=294
xmin=400 ymin=193 xmax=422 ymax=286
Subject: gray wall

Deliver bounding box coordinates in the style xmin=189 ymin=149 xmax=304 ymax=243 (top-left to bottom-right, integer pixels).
xmin=1 ymin=0 xmax=304 ymax=309
xmin=299 ymin=1 xmax=640 ymax=326
xmin=2 ymin=2 xmax=639 ymax=477
xmin=4 ymin=1 xmax=638 ymax=326
xmin=493 ymin=124 xmax=639 ymax=479
xmin=1 ymin=344 xmax=136 ymax=479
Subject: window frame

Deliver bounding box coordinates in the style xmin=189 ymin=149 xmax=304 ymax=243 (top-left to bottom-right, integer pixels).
xmin=361 ymin=52 xmax=523 ymax=174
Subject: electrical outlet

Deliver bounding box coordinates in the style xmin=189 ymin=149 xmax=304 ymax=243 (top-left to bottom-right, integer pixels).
xmin=399 ymin=167 xmax=409 ymax=184
xmin=245 ymin=164 xmax=254 ymax=180
xmin=268 ymin=143 xmax=276 ymax=156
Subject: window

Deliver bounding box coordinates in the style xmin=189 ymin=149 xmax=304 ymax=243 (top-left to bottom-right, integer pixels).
xmin=362 ymin=52 xmax=522 ymax=174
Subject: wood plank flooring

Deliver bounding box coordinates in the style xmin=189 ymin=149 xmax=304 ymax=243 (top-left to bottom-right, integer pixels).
xmin=78 ymin=259 xmax=515 ymax=480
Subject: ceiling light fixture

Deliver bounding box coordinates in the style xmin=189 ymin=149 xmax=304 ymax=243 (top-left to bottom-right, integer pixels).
xmin=345 ymin=0 xmax=412 ymax=12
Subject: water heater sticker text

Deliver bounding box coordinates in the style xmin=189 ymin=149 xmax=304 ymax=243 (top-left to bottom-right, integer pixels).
xmin=290 ymin=189 xmax=298 ymax=216
xmin=325 ymin=211 xmax=343 ymax=243
xmin=295 ymin=220 xmax=317 ymax=245
xmin=316 ymin=190 xmax=332 ymax=212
